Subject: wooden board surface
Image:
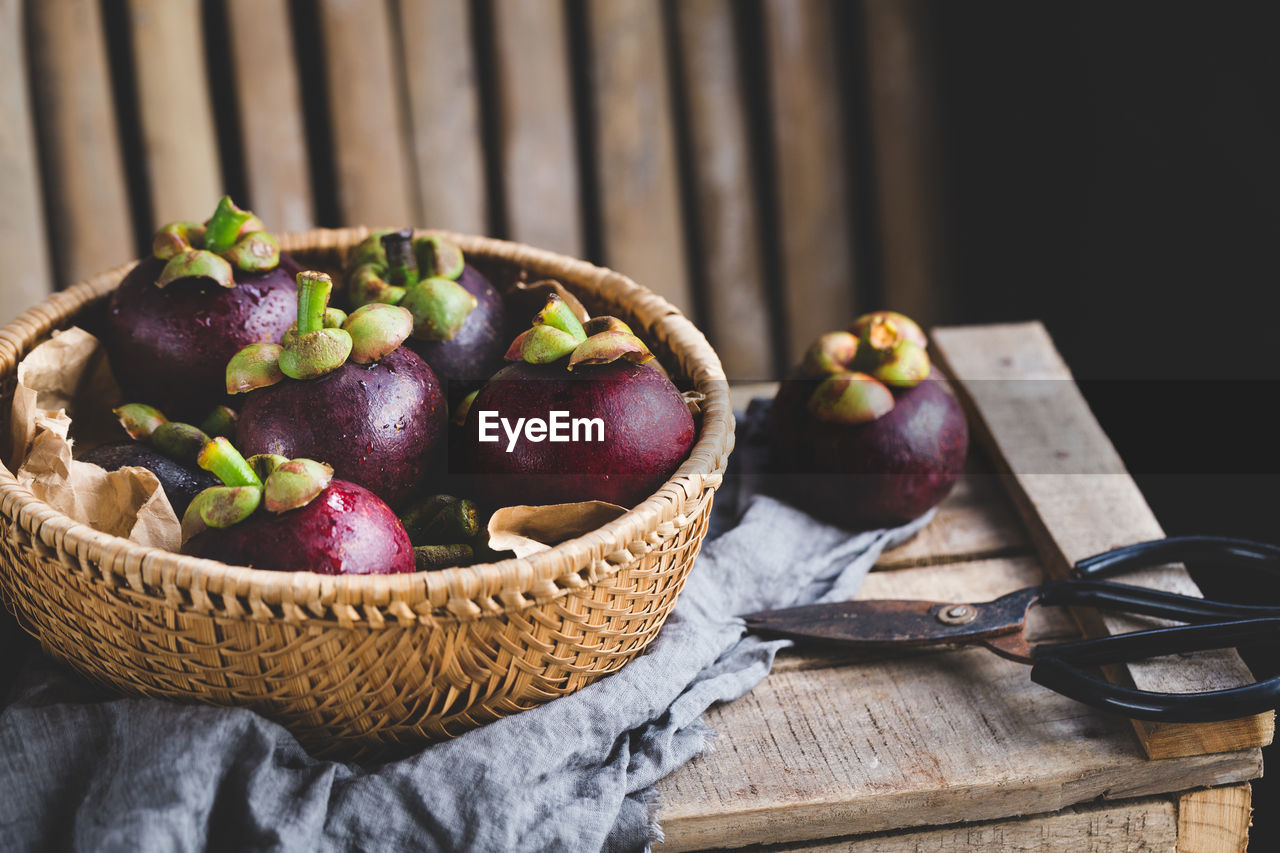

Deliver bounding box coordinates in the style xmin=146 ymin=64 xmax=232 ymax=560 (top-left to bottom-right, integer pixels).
xmin=655 ymin=555 xmax=1261 ymax=850
xmin=225 ymin=0 xmax=314 ymax=232
xmin=761 ymin=794 xmax=1180 ymax=852
xmin=27 ymin=0 xmax=135 ymax=286
xmin=489 ymin=0 xmax=583 ymax=257
xmin=762 ymin=0 xmax=857 ymax=361
xmin=128 ymin=0 xmax=224 ymax=225
xmin=319 ymin=0 xmax=416 ymax=226
xmin=859 ymin=0 xmax=946 ymax=328
xmin=0 ymin=0 xmax=53 ymax=323
xmin=672 ymin=0 xmax=775 ymax=381
xmin=931 ymin=322 xmax=1274 ymax=759
xmin=398 ymin=0 xmax=488 ymax=236
xmin=586 ymin=0 xmax=693 ymax=314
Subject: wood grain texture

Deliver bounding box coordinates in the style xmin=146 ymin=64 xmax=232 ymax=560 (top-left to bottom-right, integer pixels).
xmin=758 ymin=795 xmax=1180 ymax=852
xmin=1177 ymin=784 xmax=1251 ymax=853
xmin=655 ymin=555 xmax=1262 ymax=850
xmin=585 ymin=0 xmax=693 ymax=313
xmin=489 ymin=0 xmax=583 ymax=256
xmin=27 ymin=0 xmax=135 ymax=286
xmin=930 ymin=322 xmax=1274 ymax=759
xmin=318 ymin=0 xmax=416 ymax=226
xmin=128 ymin=0 xmax=224 ymax=225
xmin=397 ymin=0 xmax=487 ymax=235
xmin=762 ymin=0 xmax=857 ymax=362
xmin=873 ymin=473 xmax=1031 ymax=569
xmin=0 ymin=0 xmax=53 ymax=321
xmin=672 ymin=0 xmax=774 ymax=380
xmin=859 ymin=0 xmax=946 ymax=328
xmin=225 ymin=0 xmax=314 ymax=231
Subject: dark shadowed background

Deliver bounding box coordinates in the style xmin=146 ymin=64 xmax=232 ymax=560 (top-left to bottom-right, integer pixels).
xmin=2 ymin=0 xmax=1278 ymax=846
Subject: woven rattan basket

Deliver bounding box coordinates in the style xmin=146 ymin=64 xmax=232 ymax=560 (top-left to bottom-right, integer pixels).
xmin=0 ymin=228 xmax=733 ymax=758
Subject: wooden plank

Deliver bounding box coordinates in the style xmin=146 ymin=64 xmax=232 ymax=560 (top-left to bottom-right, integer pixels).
xmin=318 ymin=0 xmax=416 ymax=226
xmin=655 ymin=555 xmax=1263 ymax=850
xmin=1177 ymin=784 xmax=1251 ymax=853
xmin=672 ymin=0 xmax=775 ymax=380
xmin=585 ymin=0 xmax=693 ymax=313
xmin=762 ymin=0 xmax=857 ymax=362
xmin=225 ymin=0 xmax=314 ymax=231
xmin=874 ymin=473 xmax=1031 ymax=569
xmin=0 ymin=0 xmax=53 ymax=321
xmin=128 ymin=0 xmax=224 ymax=224
xmin=753 ymin=795 xmax=1180 ymax=852
xmin=859 ymin=0 xmax=946 ymax=328
xmin=397 ymin=0 xmax=488 ymax=236
xmin=931 ymin=322 xmax=1274 ymax=759
xmin=27 ymin=0 xmax=135 ymax=286
xmin=489 ymin=0 xmax=583 ymax=256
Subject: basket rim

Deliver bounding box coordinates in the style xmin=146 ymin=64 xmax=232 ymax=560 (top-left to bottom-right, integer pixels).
xmin=0 ymin=227 xmax=734 ymax=624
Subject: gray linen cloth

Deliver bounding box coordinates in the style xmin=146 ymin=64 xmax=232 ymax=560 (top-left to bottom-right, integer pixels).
xmin=0 ymin=402 xmax=929 ymax=852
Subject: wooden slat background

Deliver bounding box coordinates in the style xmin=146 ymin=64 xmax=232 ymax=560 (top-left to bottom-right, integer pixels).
xmin=0 ymin=0 xmax=945 ymax=381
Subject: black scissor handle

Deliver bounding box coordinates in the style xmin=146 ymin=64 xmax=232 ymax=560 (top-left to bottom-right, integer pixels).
xmin=1074 ymin=535 xmax=1280 ymax=579
xmin=1039 ymin=578 xmax=1280 ymax=622
xmin=1030 ymin=618 xmax=1280 ymax=722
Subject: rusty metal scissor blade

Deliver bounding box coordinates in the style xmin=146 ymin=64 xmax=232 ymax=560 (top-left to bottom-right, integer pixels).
xmin=741 ymin=587 xmax=1042 ymax=653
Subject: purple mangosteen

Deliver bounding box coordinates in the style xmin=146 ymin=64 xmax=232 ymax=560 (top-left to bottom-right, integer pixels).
xmin=179 ymin=438 xmax=413 ymax=575
xmin=767 ymin=313 xmax=969 ymax=529
xmin=105 ymin=197 xmax=299 ymax=418
xmin=346 ymin=229 xmax=505 ymax=402
xmin=462 ymin=295 xmax=696 ymax=508
xmin=227 ymin=271 xmax=446 ymax=510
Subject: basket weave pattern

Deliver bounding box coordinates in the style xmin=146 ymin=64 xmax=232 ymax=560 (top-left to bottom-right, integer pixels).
xmin=0 ymin=229 xmax=733 ymax=757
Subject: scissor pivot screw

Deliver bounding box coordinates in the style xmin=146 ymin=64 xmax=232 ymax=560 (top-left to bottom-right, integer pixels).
xmin=938 ymin=605 xmax=977 ymax=626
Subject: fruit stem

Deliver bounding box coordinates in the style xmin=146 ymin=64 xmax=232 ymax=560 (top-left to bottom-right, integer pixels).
xmin=202 ymin=196 xmax=254 ymax=254
xmin=381 ymin=229 xmax=420 ymax=289
xmin=296 ymin=271 xmax=334 ymax=335
xmin=197 ymin=437 xmax=264 ymax=488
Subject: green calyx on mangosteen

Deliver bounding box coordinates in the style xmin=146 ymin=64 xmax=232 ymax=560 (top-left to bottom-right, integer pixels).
xmin=768 ymin=311 xmax=969 ymax=529
xmin=227 ymin=270 xmax=447 ymax=510
xmin=105 ymin=196 xmax=300 ymax=418
xmin=462 ymin=295 xmax=696 ymax=509
xmin=180 ymin=436 xmax=414 ymax=575
xmin=345 ymin=229 xmax=506 ymax=400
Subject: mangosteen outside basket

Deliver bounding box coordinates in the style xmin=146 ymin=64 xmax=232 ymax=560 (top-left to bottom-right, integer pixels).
xmin=0 ymin=228 xmax=735 ymax=759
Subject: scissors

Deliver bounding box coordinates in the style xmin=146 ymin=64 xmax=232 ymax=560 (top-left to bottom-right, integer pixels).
xmin=743 ymin=536 xmax=1280 ymax=723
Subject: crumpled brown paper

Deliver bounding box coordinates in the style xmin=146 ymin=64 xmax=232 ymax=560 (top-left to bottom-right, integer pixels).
xmin=6 ymin=327 xmax=182 ymax=550
xmin=487 ymin=500 xmax=627 ymax=559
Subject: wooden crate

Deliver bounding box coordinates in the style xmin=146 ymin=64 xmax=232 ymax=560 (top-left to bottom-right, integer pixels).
xmin=655 ymin=323 xmax=1269 ymax=851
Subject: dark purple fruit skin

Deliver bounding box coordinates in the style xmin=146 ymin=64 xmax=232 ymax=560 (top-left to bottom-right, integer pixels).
xmin=767 ymin=377 xmax=969 ymax=528
xmin=182 ymin=480 xmax=413 ymax=574
xmin=462 ymin=360 xmax=696 ymax=508
xmin=79 ymin=441 xmax=219 ymax=517
xmin=404 ymin=265 xmax=506 ymax=401
xmin=235 ymin=347 xmax=446 ymax=509
xmin=106 ymin=255 xmax=301 ymax=419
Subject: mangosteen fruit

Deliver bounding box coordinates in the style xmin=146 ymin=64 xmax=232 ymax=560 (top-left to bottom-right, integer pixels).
xmin=79 ymin=442 xmax=218 ymax=517
xmin=105 ymin=196 xmax=300 ymax=418
xmin=768 ymin=313 xmax=968 ymax=529
xmin=462 ymin=295 xmax=696 ymax=508
xmin=346 ymin=229 xmax=505 ymax=402
xmin=228 ymin=270 xmax=446 ymax=510
xmin=180 ymin=438 xmax=413 ymax=575
xmin=79 ymin=401 xmax=239 ymax=516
